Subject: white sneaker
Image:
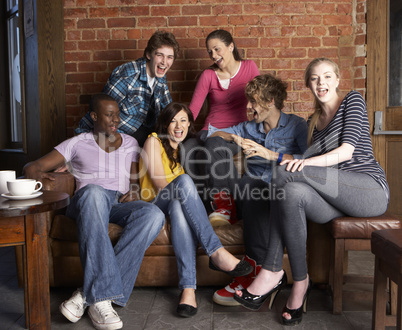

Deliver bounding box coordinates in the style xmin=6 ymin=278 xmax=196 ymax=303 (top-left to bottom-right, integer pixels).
xmin=88 ymin=300 xmax=123 ymax=330
xmin=208 ymin=191 xmax=237 ymax=226
xmin=59 ymin=289 xmax=86 ymax=323
xmin=208 ymin=208 xmax=232 ymax=226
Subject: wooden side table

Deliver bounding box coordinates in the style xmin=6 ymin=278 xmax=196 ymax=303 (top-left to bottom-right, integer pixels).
xmin=371 ymin=229 xmax=402 ymax=329
xmin=0 ymin=191 xmax=69 ymax=329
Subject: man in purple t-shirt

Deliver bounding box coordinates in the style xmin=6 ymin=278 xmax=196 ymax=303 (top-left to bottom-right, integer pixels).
xmin=24 ymin=94 xmax=164 ymax=330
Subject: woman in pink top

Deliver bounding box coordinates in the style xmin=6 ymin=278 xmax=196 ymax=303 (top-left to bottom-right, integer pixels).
xmin=190 ymin=29 xmax=260 ymax=135
xmin=183 ymin=30 xmax=259 ymax=207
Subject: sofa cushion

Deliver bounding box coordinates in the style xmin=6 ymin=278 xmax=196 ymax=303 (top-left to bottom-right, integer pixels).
xmin=50 ymin=214 xmax=168 ymax=245
xmin=50 ymin=214 xmax=245 ymax=248
xmin=50 ymin=214 xmax=125 ymax=245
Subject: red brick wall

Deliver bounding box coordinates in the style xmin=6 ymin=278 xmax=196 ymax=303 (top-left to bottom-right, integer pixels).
xmin=64 ymin=0 xmax=367 ymax=137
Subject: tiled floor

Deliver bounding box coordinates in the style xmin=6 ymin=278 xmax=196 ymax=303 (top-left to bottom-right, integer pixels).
xmin=0 ymin=246 xmax=396 ymax=330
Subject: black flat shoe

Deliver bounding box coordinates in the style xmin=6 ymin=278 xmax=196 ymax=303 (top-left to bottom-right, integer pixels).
xmin=209 ymin=258 xmax=253 ymax=277
xmin=177 ymin=304 xmax=197 ymax=318
xmin=233 ymin=271 xmax=287 ymax=310
xmin=282 ymin=277 xmax=312 ymax=326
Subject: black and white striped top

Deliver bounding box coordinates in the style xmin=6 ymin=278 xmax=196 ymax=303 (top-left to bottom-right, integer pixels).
xmin=307 ymin=91 xmax=389 ymax=200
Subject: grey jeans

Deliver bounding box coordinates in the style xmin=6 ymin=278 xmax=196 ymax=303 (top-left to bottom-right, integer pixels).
xmin=263 ymin=165 xmax=389 ymax=281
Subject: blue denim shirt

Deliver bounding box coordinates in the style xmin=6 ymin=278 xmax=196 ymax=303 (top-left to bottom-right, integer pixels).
xmin=207 ymin=112 xmax=308 ymax=183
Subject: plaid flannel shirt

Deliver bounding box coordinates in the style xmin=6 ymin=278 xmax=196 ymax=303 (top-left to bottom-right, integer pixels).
xmin=75 ymin=57 xmax=172 ymax=135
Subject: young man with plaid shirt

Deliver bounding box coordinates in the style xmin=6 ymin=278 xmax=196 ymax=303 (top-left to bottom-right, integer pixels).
xmin=76 ymin=31 xmax=180 ymax=147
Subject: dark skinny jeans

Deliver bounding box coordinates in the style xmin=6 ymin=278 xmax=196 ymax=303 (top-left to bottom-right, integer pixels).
xmin=200 ymin=136 xmax=273 ymax=265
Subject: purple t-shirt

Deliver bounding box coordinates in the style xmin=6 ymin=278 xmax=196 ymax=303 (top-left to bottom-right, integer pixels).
xmin=55 ymin=133 xmax=140 ymax=194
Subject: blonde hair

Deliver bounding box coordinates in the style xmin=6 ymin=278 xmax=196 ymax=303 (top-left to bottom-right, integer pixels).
xmin=305 ymin=57 xmax=341 ymax=145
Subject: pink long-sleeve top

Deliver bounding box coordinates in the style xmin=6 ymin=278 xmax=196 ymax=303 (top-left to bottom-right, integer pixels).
xmin=189 ymin=60 xmax=259 ymax=131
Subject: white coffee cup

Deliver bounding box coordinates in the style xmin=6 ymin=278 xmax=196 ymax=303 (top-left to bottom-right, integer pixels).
xmin=0 ymin=170 xmax=16 ymax=194
xmin=7 ymin=179 xmax=43 ymax=196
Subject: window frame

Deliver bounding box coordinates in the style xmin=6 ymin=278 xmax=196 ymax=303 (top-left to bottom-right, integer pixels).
xmin=1 ymin=0 xmax=26 ymax=151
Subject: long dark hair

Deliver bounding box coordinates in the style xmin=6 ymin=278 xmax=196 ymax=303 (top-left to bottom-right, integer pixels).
xmin=155 ymin=102 xmax=196 ymax=171
xmin=206 ymin=29 xmax=243 ymax=70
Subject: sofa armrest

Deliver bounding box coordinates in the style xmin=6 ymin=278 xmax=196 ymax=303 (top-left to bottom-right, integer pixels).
xmin=42 ymin=172 xmax=75 ymax=197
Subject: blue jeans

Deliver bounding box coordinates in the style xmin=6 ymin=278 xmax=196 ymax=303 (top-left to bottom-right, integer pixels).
xmin=66 ymin=184 xmax=165 ymax=307
xmin=152 ymin=174 xmax=223 ymax=290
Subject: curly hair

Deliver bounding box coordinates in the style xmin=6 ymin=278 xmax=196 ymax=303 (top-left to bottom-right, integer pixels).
xmin=155 ymin=102 xmax=196 ymax=172
xmin=245 ymin=74 xmax=288 ymax=110
xmin=143 ymin=30 xmax=180 ymax=60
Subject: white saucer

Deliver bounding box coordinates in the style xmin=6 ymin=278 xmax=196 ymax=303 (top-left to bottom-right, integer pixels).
xmin=3 ymin=198 xmax=43 ymax=208
xmin=1 ymin=191 xmax=43 ymax=200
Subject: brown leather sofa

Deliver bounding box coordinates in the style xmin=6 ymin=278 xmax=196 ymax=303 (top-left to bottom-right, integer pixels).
xmin=17 ymin=172 xmax=332 ymax=288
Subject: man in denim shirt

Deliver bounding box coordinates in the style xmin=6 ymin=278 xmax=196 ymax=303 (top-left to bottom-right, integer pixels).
xmin=76 ymin=31 xmax=179 ymax=147
xmin=203 ymin=74 xmax=308 ymax=306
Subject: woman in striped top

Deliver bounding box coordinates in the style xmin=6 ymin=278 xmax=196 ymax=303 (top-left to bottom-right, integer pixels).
xmin=233 ymin=58 xmax=389 ymax=326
